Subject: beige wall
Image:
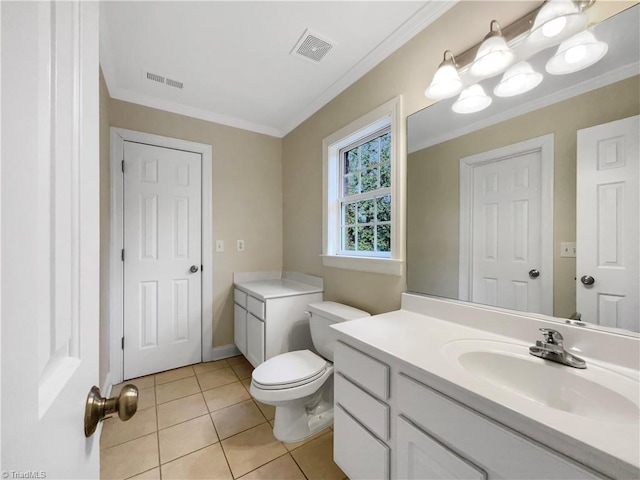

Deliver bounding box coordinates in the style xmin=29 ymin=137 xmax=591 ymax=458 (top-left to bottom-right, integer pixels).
xmin=102 ymin=93 xmax=283 ymax=354
xmin=281 ymin=1 xmax=633 ymax=316
xmin=407 ymin=76 xmax=640 ymax=318
xmin=99 ymin=70 xmax=111 ymax=387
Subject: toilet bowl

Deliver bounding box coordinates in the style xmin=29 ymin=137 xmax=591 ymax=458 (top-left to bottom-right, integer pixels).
xmin=250 ymin=301 xmax=369 ymax=443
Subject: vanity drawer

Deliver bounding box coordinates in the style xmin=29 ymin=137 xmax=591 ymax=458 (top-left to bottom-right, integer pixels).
xmin=335 ymin=373 xmax=389 ymax=440
xmin=334 ymin=405 xmax=389 ymax=480
xmin=397 ymin=374 xmax=602 ymax=479
xmin=335 ymin=342 xmax=389 ymax=400
xmin=234 ymin=289 xmax=247 ymax=308
xmin=247 ymin=295 xmax=265 ymax=320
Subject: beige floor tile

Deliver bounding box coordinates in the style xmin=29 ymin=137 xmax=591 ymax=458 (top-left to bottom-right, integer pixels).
xmin=137 ymin=387 xmax=156 ymax=411
xmin=159 ymin=414 xmax=219 ymax=464
xmin=193 ymin=359 xmax=229 ymax=375
xmin=101 ymin=432 xmax=159 ymax=480
xmin=240 ymin=454 xmax=306 ymax=480
xmin=240 ymin=377 xmax=252 ymax=392
xmin=211 ymin=400 xmax=266 ymax=439
xmin=221 ymin=423 xmax=287 ymax=478
xmin=101 ymin=407 xmax=157 ymax=449
xmin=197 ymin=367 xmax=238 ymax=391
xmin=291 ymin=431 xmax=345 ymax=480
xmin=156 ymin=376 xmax=201 ymax=404
xmin=202 ymin=381 xmax=250 ymax=412
xmin=283 ymin=426 xmax=331 ymax=452
xmin=255 ymin=400 xmax=275 ymax=421
xmin=161 ymin=443 xmax=232 ymax=480
xmin=230 ymin=362 xmax=253 ymax=380
xmin=112 ymin=375 xmax=155 ymax=395
xmin=127 ymin=467 xmax=160 ymax=480
xmin=154 ymin=365 xmax=195 ymax=385
xmin=157 ymin=393 xmax=208 ymax=429
xmin=226 ymin=355 xmax=251 ymax=367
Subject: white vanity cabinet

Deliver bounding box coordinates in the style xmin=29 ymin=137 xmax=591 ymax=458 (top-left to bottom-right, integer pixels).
xmin=333 ymin=342 xmax=391 ymax=480
xmin=233 ymin=272 xmax=323 ymax=368
xmin=333 ymin=338 xmax=604 ymax=480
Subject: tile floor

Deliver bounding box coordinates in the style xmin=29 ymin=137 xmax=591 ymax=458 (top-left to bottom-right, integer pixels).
xmin=100 ymin=355 xmax=346 ymax=480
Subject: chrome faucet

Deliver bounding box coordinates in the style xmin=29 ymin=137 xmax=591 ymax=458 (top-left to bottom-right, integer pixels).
xmin=529 ymin=328 xmax=586 ymax=369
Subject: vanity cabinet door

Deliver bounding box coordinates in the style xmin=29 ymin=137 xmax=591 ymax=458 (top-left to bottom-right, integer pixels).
xmin=246 ymin=312 xmax=265 ymax=368
xmin=234 ymin=303 xmax=247 ymax=356
xmin=397 ymin=416 xmax=486 ymax=480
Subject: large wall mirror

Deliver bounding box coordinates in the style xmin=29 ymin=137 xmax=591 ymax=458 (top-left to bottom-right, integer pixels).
xmin=407 ymin=4 xmax=639 ymax=335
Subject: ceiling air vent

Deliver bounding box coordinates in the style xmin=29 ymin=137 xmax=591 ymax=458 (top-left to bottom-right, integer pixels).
xmin=143 ymin=69 xmax=184 ymax=90
xmin=146 ymin=71 xmax=165 ymax=84
xmin=291 ymin=29 xmax=334 ymax=63
xmin=166 ymin=78 xmax=183 ymax=89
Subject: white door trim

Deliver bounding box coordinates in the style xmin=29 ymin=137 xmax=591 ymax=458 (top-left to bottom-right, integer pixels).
xmin=109 ymin=127 xmax=214 ymax=384
xmin=459 ymin=134 xmax=554 ymax=315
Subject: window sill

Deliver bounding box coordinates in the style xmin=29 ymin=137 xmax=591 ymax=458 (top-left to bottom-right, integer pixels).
xmin=320 ymin=254 xmax=404 ymax=276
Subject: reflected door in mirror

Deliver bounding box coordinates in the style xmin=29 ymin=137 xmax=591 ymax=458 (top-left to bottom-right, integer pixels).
xmin=577 ymin=115 xmax=640 ymax=332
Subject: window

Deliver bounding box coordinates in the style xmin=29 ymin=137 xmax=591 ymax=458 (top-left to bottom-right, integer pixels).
xmin=340 ymin=129 xmax=391 ymax=257
xmin=322 ymin=97 xmax=404 ymax=276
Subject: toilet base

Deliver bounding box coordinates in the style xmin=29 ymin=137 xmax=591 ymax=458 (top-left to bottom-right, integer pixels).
xmin=271 ymin=379 xmax=334 ymax=443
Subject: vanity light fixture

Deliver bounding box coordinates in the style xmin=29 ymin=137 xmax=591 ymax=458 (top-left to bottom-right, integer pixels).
xmin=470 ymin=20 xmax=515 ymax=78
xmin=494 ymin=62 xmax=543 ymax=97
xmin=527 ymin=0 xmax=588 ymax=47
xmin=424 ymin=50 xmax=463 ymax=100
xmin=452 ymin=84 xmax=492 ymax=114
xmin=546 ymin=30 xmax=608 ymax=75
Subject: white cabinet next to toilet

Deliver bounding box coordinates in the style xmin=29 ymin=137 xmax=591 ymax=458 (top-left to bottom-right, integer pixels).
xmin=233 ymin=271 xmax=323 ymax=368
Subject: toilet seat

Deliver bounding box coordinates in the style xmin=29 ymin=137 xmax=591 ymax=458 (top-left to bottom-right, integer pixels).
xmin=252 ymin=350 xmax=328 ymax=390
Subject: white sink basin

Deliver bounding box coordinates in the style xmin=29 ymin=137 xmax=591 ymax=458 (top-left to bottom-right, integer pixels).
xmin=443 ymin=339 xmax=640 ymax=424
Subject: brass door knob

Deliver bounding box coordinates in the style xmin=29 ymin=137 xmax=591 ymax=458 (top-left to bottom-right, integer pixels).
xmin=84 ymin=384 xmax=139 ymax=437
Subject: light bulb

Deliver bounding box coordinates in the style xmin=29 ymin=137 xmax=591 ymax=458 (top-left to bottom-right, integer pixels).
xmin=546 ymin=31 xmax=608 ymax=75
xmin=425 ymin=51 xmax=463 ymax=100
xmin=494 ymin=62 xmax=543 ymax=97
xmin=542 ymin=16 xmax=567 ymax=38
xmin=470 ymin=22 xmax=515 ymax=78
xmin=452 ymin=84 xmax=492 ymax=114
xmin=564 ymin=44 xmax=587 ymax=64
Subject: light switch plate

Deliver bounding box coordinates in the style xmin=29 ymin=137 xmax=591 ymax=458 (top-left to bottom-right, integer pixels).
xmin=215 ymin=240 xmax=224 ymax=253
xmin=561 ymin=242 xmax=576 ymax=258
xmin=237 ymin=240 xmax=245 ymax=252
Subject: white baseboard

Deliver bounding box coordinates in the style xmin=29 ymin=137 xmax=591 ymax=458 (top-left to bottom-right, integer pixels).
xmin=211 ymin=344 xmax=241 ymax=361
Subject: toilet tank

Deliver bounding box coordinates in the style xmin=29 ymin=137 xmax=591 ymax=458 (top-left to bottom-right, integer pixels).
xmin=308 ymin=301 xmax=370 ymax=362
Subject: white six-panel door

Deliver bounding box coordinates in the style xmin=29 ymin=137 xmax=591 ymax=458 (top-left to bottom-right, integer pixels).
xmin=577 ymin=115 xmax=639 ymax=332
xmin=460 ymin=135 xmax=554 ymax=315
xmin=123 ymin=142 xmax=203 ymax=379
xmin=1 ymin=2 xmax=100 ymax=476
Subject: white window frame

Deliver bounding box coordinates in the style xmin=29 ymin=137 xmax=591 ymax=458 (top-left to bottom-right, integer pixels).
xmin=322 ymin=96 xmax=405 ymax=276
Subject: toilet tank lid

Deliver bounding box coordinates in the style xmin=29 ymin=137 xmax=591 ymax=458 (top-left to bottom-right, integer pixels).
xmin=308 ymin=301 xmax=370 ymax=323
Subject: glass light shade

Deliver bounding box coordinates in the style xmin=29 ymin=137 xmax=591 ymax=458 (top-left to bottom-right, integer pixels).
xmin=425 ymin=62 xmax=463 ymax=100
xmin=452 ymin=84 xmax=492 ymax=114
xmin=494 ymin=62 xmax=543 ymax=97
xmin=470 ymin=33 xmax=515 ymax=78
xmin=528 ymin=0 xmax=587 ymax=46
xmin=546 ymin=31 xmax=608 ymax=75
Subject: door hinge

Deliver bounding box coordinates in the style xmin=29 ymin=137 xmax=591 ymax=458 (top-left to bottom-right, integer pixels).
xmin=201 ymin=264 xmax=203 ymax=272
xmin=121 ymin=160 xmax=125 ymax=173
xmin=121 ymin=249 xmax=125 ymax=262
xmin=121 ymin=337 xmax=124 ymax=350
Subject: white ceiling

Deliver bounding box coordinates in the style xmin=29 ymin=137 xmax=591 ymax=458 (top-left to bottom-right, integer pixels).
xmin=100 ymin=1 xmax=455 ymax=138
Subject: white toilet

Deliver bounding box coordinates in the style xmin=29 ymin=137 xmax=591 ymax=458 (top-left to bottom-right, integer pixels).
xmin=250 ymin=301 xmax=369 ymax=443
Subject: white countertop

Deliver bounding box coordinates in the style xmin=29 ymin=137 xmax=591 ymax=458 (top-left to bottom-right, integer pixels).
xmin=331 ymin=308 xmax=640 ymax=477
xmin=235 ymin=279 xmax=323 ymax=300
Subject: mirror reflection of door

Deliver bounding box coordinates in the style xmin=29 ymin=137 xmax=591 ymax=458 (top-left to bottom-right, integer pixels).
xmin=459 ymin=135 xmax=554 ymax=315
xmin=576 ymin=115 xmax=639 ymax=332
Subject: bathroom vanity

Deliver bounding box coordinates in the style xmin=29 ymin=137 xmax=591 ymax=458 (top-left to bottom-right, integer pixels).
xmin=331 ymin=293 xmax=640 ymax=480
xmin=234 ymin=271 xmax=323 ymax=367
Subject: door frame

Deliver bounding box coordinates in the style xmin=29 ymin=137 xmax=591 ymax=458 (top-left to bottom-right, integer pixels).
xmin=458 ymin=134 xmax=554 ymax=315
xmin=109 ymin=127 xmax=214 ymax=384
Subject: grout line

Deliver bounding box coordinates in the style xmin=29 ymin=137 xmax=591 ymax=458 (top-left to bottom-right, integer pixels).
xmin=234 ymin=452 xmax=296 ymax=480
xmin=211 ymin=414 xmax=236 ymax=479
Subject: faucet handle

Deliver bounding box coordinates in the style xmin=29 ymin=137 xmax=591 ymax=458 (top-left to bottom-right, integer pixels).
xmin=539 ymin=328 xmax=563 ymax=345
